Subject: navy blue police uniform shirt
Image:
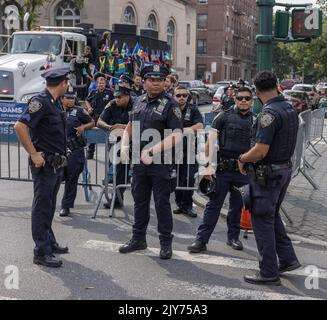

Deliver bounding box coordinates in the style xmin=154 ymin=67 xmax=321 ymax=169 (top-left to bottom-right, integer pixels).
xmin=182 ymin=103 xmax=203 ymax=128
xmin=66 ymin=106 xmax=93 ymax=138
xmin=18 ymin=89 xmax=66 ymax=155
xmin=86 ymin=88 xmax=114 ymax=117
xmin=211 ymin=106 xmax=254 ymax=159
xmin=130 ymin=92 xmax=183 ymax=139
xmin=100 ymin=98 xmax=133 ymax=126
xmin=254 ymin=96 xmax=283 ymax=146
xmin=66 ymin=106 xmax=93 ymax=161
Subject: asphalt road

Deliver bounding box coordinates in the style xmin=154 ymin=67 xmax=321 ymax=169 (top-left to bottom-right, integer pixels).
xmin=0 ymin=177 xmax=326 ymax=301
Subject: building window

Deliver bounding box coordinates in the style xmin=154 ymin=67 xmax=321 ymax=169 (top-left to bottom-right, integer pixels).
xmin=197 ymin=14 xmax=208 ymax=29
xmin=167 ymin=20 xmax=175 ymax=53
xmin=198 ymin=0 xmax=208 ymax=4
xmin=123 ymin=6 xmax=136 ymax=25
xmin=197 ymin=39 xmax=207 ymax=54
xmin=56 ymin=0 xmax=80 ymax=27
xmin=197 ymin=64 xmax=206 ymax=80
xmin=147 ymin=13 xmax=157 ymax=31
xmin=224 ymin=65 xmax=228 ymax=80
xmin=186 ymin=57 xmax=190 ymax=76
xmin=187 ymin=24 xmax=191 ymax=45
xmin=225 ymin=40 xmax=228 ymax=55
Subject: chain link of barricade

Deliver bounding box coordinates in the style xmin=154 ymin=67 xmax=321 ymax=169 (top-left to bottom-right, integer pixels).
xmin=1 ymin=109 xmax=326 ymax=219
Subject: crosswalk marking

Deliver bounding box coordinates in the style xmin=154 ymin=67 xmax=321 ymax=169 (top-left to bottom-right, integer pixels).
xmin=82 ymin=240 xmax=327 ymax=279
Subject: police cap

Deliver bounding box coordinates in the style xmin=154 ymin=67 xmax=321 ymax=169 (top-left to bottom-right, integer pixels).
xmin=119 ymin=75 xmax=134 ymax=88
xmin=140 ymin=63 xmax=169 ymax=79
xmin=237 ymin=79 xmax=245 ymax=85
xmin=64 ymin=85 xmax=77 ymax=98
xmin=42 ymin=67 xmax=70 ymax=84
xmin=94 ymin=72 xmax=106 ymax=81
xmin=199 ymin=178 xmax=216 ymax=197
xmin=114 ymin=84 xmax=131 ymax=97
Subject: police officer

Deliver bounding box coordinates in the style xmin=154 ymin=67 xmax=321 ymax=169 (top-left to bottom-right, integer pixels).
xmin=97 ymin=84 xmax=134 ymax=208
xmin=59 ymin=86 xmax=95 ymax=217
xmin=164 ymin=74 xmax=177 ymax=97
xmin=173 ymin=85 xmax=204 ymax=218
xmin=221 ymin=85 xmax=235 ymax=111
xmin=85 ymin=72 xmax=114 ymax=159
xmin=119 ymin=63 xmax=183 ymax=259
xmin=14 ymin=67 xmax=71 ymax=268
xmin=188 ymin=87 xmax=255 ymax=254
xmin=238 ymin=71 xmax=301 ymax=286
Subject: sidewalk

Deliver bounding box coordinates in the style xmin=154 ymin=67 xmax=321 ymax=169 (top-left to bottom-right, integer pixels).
xmin=194 ymin=125 xmax=327 ymax=243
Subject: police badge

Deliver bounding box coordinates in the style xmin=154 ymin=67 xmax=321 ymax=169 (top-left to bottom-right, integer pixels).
xmin=173 ymin=106 xmax=182 ymax=120
xmin=260 ymin=112 xmax=275 ymax=128
xmin=28 ymin=100 xmax=42 ymax=113
xmin=153 ymin=64 xmax=160 ymax=72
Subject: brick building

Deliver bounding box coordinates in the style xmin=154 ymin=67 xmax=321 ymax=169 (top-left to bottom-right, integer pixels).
xmin=191 ymin=0 xmax=258 ymax=83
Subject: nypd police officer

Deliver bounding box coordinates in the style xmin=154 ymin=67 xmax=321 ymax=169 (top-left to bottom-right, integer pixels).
xmin=15 ymin=67 xmax=71 ymax=268
xmin=238 ymin=71 xmax=301 ymax=286
xmin=59 ymin=86 xmax=95 ymax=217
xmin=97 ymin=84 xmax=134 ymax=208
xmin=119 ymin=64 xmax=183 ymax=259
xmin=85 ymin=72 xmax=114 ymax=159
xmin=188 ymin=87 xmax=255 ymax=253
xmin=173 ymin=85 xmax=204 ymax=218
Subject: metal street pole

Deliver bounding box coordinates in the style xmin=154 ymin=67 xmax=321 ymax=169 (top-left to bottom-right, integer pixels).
xmin=256 ymin=0 xmax=275 ymax=72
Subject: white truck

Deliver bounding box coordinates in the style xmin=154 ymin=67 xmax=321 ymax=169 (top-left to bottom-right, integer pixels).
xmin=0 ymin=27 xmax=87 ymax=122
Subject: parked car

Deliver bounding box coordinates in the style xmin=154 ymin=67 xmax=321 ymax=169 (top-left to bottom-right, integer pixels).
xmin=205 ymin=84 xmax=221 ymax=97
xmin=279 ymin=79 xmax=301 ymax=91
xmin=283 ymin=90 xmax=310 ymax=113
xmin=316 ymin=82 xmax=327 ymax=91
xmin=212 ymin=86 xmax=226 ymax=105
xmin=317 ymin=86 xmax=327 ymax=98
xmin=291 ymin=84 xmax=320 ymax=109
xmin=179 ymin=80 xmax=213 ymax=106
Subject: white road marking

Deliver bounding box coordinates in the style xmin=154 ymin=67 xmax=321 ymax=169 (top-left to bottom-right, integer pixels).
xmin=82 ymin=240 xmax=327 ymax=279
xmin=0 ymin=296 xmax=19 ymax=300
xmin=164 ymin=279 xmax=321 ymax=300
xmin=289 ymin=234 xmax=327 ymax=248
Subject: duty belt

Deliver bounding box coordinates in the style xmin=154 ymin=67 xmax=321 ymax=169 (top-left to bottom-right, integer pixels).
xmin=217 ymin=158 xmax=239 ymax=172
xmin=45 ymin=153 xmax=68 ymax=170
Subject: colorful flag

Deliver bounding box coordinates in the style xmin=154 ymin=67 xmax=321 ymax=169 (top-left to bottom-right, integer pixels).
xmin=132 ymin=42 xmax=140 ymax=56
xmin=118 ymin=58 xmax=126 ymax=74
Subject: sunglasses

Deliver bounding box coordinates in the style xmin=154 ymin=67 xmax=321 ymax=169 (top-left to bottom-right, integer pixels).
xmin=236 ymin=96 xmax=252 ymax=102
xmin=175 ymin=94 xmax=188 ymax=98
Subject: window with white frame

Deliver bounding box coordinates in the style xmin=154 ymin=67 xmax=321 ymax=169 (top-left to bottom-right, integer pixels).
xmin=123 ymin=6 xmax=136 ymax=25
xmin=56 ymin=0 xmax=80 ymax=27
xmin=147 ymin=14 xmax=157 ymax=31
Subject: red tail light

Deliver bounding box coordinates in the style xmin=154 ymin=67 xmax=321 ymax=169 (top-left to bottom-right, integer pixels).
xmin=1 ymin=89 xmax=9 ymax=94
xmin=213 ymin=98 xmax=220 ymax=103
xmin=309 ymin=92 xmax=315 ymax=97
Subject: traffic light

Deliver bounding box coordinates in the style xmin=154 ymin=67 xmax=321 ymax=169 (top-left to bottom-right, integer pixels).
xmin=292 ymin=8 xmax=323 ymax=39
xmin=275 ymin=10 xmax=290 ymax=39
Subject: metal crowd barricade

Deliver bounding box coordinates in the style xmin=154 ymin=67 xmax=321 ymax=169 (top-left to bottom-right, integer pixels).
xmin=0 ymin=122 xmax=32 ymax=182
xmin=310 ymin=109 xmax=327 ymax=148
xmin=0 ymin=123 xmax=109 ymax=218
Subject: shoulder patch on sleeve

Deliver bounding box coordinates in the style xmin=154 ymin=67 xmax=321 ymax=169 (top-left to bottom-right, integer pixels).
xmin=28 ymin=99 xmax=43 ymax=114
xmin=260 ymin=112 xmax=275 ymax=128
xmin=104 ymin=101 xmax=113 ymax=109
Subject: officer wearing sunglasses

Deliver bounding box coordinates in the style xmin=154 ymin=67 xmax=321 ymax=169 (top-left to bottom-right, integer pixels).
xmin=173 ymin=85 xmax=204 ymax=218
xmin=188 ymin=87 xmax=255 ymax=254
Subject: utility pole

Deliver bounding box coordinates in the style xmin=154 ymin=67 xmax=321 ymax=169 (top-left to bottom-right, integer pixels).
xmin=256 ymin=0 xmax=275 ymax=72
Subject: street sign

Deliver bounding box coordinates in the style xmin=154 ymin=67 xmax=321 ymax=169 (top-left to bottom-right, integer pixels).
xmin=211 ymin=62 xmax=217 ymax=73
xmin=292 ymin=8 xmax=323 ymax=39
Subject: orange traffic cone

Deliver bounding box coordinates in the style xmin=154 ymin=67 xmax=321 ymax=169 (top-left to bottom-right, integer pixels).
xmin=240 ymin=207 xmax=252 ymax=231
